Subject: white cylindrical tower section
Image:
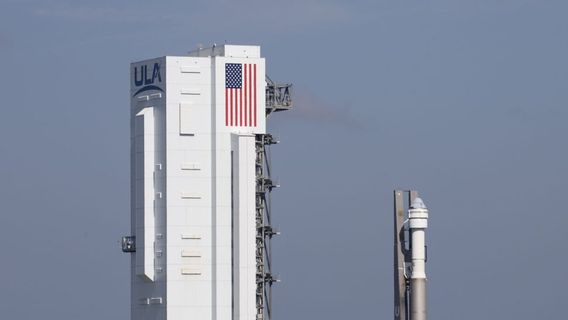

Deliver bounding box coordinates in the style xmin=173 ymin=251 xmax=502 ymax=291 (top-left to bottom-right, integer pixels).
xmin=408 ymin=197 xmax=428 ymax=320
xmin=409 ymin=197 xmax=428 ymax=279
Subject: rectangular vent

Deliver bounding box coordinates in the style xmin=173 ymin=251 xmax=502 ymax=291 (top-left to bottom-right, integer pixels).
xmin=180 ymin=89 xmax=200 ymax=95
xmin=181 ymin=250 xmax=201 ymax=258
xmin=149 ymin=93 xmax=162 ymax=100
xmin=181 ymin=234 xmax=201 ymax=240
xmin=140 ymin=297 xmax=163 ymax=305
xmin=137 ymin=93 xmax=162 ymax=101
xmin=180 ymin=66 xmax=201 ymax=74
xmin=181 ymin=162 xmax=201 ymax=170
xmin=181 ymin=193 xmax=201 ymax=199
xmin=181 ymin=268 xmax=201 ymax=275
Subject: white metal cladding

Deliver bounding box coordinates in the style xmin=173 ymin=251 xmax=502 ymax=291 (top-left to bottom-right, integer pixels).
xmin=134 ymin=107 xmax=156 ymax=282
xmin=231 ymin=134 xmax=257 ymax=320
xmin=130 ymin=45 xmax=266 ymax=320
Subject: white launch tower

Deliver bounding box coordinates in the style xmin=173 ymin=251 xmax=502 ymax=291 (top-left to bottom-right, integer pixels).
xmin=122 ymin=45 xmax=291 ymax=320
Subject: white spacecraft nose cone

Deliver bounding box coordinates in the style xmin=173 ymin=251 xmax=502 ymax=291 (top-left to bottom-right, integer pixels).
xmin=411 ymin=197 xmax=427 ymax=209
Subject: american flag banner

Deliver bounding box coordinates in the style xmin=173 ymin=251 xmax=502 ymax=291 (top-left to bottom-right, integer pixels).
xmin=225 ymin=63 xmax=257 ymax=127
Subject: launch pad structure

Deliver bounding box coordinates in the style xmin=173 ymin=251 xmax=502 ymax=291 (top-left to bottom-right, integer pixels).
xmin=122 ymin=44 xmax=292 ymax=320
xmin=254 ymin=80 xmax=291 ymax=320
xmin=120 ymin=43 xmax=429 ymax=320
xmin=394 ymin=191 xmax=429 ymax=320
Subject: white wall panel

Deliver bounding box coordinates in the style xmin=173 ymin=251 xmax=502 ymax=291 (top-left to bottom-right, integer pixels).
xmin=134 ymin=107 xmax=156 ymax=282
xmin=231 ymin=134 xmax=256 ymax=320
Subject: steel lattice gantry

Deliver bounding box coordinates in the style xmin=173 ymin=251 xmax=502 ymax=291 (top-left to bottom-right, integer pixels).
xmin=255 ymin=78 xmax=292 ymax=320
xmin=265 ymin=76 xmax=292 ymax=115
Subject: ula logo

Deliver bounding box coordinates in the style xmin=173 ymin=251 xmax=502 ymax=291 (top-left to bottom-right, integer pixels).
xmin=133 ymin=62 xmax=164 ymax=96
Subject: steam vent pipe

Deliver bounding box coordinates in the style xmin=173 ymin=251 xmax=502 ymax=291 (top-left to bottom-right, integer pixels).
xmin=409 ymin=198 xmax=429 ymax=320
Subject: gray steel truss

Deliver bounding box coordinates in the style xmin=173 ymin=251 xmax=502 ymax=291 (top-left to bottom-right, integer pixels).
xmin=255 ymin=134 xmax=279 ymax=320
xmin=256 ymin=74 xmax=292 ymax=320
xmin=265 ymin=76 xmax=292 ymax=115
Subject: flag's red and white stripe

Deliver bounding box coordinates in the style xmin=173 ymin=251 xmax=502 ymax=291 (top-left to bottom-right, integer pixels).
xmin=225 ymin=64 xmax=256 ymax=127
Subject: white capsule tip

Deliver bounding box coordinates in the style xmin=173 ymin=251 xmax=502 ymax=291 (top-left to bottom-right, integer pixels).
xmin=411 ymin=197 xmax=427 ymax=209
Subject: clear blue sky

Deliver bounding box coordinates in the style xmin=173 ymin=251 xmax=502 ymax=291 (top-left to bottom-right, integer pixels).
xmin=1 ymin=1 xmax=567 ymax=319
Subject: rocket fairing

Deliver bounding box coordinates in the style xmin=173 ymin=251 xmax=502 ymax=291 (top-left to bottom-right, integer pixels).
xmin=128 ymin=45 xmax=266 ymax=320
xmin=408 ymin=197 xmax=429 ymax=320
